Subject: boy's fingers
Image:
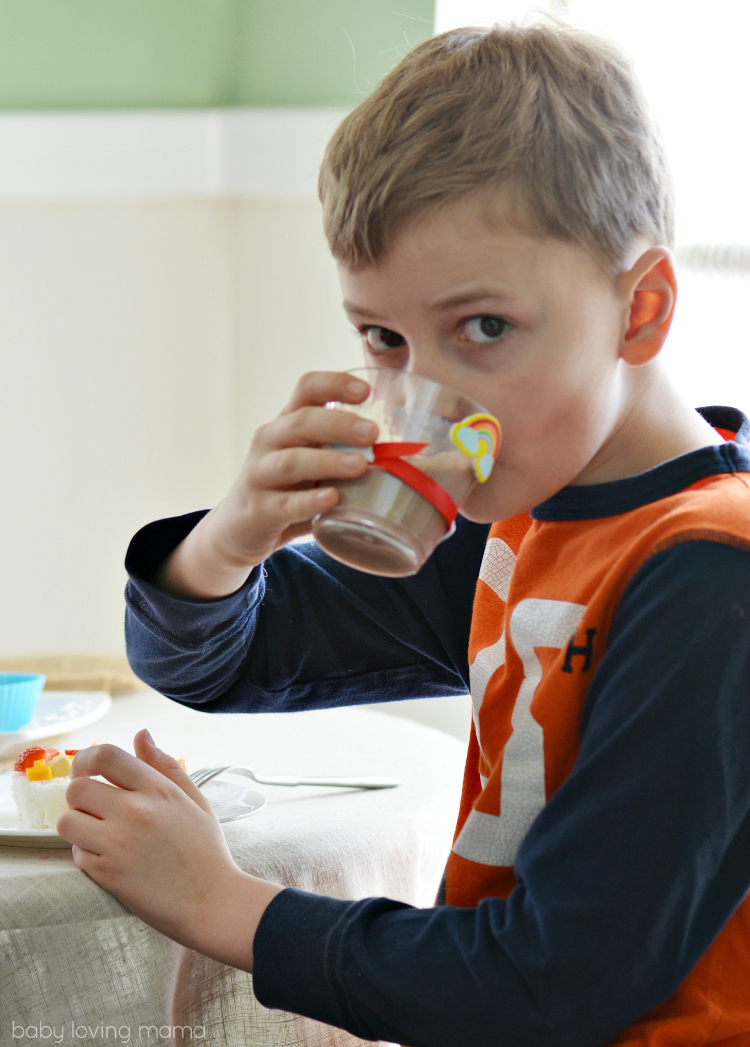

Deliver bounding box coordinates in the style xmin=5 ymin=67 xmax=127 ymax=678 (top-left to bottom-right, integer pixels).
xmin=254 ymin=446 xmax=370 ymax=489
xmin=65 ymin=774 xmax=120 ymax=818
xmin=278 ymin=519 xmax=328 ymax=544
xmin=282 ymin=371 xmax=370 ymax=414
xmin=264 ymin=487 xmax=342 ymax=530
xmin=256 ymin=406 xmax=378 ymax=455
xmin=132 ymin=729 xmax=214 ymax=813
xmin=56 ymin=808 xmax=104 ymax=854
xmin=69 ymin=743 xmax=145 ymax=789
xmin=69 ymin=737 xmax=214 ymax=817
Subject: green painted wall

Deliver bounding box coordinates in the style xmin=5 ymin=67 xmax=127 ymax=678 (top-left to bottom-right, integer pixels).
xmin=0 ymin=0 xmax=434 ymax=108
xmin=236 ymin=1 xmax=434 ymax=106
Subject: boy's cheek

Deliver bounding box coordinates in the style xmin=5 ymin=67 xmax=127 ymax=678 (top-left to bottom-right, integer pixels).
xmin=461 ymin=453 xmax=552 ymax=522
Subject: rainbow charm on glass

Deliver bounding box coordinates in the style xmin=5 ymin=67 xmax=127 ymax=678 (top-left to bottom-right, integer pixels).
xmin=449 ymin=413 xmax=501 ymax=483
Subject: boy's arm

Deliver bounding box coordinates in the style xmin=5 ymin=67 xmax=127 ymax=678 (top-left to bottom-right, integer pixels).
xmin=250 ymin=539 xmax=750 ymax=1046
xmin=125 ymin=511 xmax=490 ymax=711
xmin=57 ymin=730 xmax=284 ymax=971
xmin=125 ymin=366 xmax=490 ymax=711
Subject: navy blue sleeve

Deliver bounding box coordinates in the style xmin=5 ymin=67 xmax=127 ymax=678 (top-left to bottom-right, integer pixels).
xmin=124 ymin=512 xmax=490 ymax=711
xmin=252 ymin=540 xmax=750 ymax=1047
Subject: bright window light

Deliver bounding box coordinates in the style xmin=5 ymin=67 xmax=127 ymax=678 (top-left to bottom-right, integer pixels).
xmin=434 ymin=0 xmax=750 ymax=417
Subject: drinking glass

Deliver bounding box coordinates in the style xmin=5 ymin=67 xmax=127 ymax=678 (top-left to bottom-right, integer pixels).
xmin=311 ymin=368 xmax=500 ymax=576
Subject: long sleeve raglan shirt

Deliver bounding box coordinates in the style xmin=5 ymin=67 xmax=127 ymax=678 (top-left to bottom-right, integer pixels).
xmin=125 ymin=407 xmax=750 ymax=1047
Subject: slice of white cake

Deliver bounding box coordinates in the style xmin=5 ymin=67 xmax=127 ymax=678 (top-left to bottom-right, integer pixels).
xmin=11 ymin=748 xmax=74 ymax=830
xmin=11 ymin=773 xmax=69 ymax=830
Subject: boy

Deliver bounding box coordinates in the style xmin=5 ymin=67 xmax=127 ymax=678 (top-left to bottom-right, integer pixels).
xmin=58 ymin=22 xmax=750 ymax=1047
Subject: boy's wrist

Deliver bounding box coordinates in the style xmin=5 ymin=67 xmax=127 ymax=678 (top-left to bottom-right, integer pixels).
xmin=151 ymin=509 xmax=257 ymax=600
xmin=193 ymin=869 xmax=284 ymax=973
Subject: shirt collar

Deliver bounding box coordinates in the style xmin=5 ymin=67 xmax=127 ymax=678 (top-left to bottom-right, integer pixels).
xmin=531 ymin=407 xmax=750 ymax=522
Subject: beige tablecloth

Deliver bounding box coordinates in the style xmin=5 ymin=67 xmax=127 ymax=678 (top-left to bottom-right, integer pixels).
xmin=0 ymin=690 xmax=467 ymax=1047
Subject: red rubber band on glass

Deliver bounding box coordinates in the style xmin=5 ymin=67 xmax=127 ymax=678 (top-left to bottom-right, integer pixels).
xmin=371 ymin=442 xmax=458 ymax=527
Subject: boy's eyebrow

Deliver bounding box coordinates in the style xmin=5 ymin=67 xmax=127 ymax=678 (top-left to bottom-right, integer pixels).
xmin=343 ymin=286 xmax=519 ymax=318
xmin=342 ymin=300 xmax=376 ymax=318
xmin=431 ymin=286 xmax=519 ymax=309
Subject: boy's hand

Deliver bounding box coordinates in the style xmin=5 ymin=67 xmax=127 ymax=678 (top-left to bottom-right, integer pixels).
xmin=57 ymin=730 xmax=282 ymax=971
xmin=153 ymin=371 xmax=378 ymax=598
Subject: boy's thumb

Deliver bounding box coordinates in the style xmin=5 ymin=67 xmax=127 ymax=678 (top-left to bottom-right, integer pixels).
xmin=133 ymin=728 xmax=210 ymax=809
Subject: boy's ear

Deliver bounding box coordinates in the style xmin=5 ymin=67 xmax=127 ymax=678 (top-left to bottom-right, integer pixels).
xmin=617 ymin=246 xmax=677 ymax=365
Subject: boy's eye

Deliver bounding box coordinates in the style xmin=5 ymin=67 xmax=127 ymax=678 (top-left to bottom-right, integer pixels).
xmin=362 ymin=326 xmax=405 ymax=351
xmin=463 ymin=315 xmax=510 ymax=344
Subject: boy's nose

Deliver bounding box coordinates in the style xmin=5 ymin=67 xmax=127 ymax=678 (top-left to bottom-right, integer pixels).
xmin=402 ymin=346 xmax=441 ymax=382
xmin=404 ymin=360 xmax=454 ymax=390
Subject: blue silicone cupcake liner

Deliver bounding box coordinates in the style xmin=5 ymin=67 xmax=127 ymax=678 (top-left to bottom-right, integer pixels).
xmin=0 ymin=673 xmax=46 ymax=732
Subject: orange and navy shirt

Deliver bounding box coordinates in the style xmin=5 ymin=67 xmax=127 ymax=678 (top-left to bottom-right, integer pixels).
xmin=126 ymin=406 xmax=750 ymax=1047
xmin=445 ymin=406 xmax=750 ymax=1045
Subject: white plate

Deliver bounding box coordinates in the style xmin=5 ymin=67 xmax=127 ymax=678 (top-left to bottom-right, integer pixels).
xmin=0 ymin=772 xmax=266 ymax=848
xmin=0 ymin=691 xmax=112 ymax=759
xmin=202 ymin=779 xmax=267 ymax=824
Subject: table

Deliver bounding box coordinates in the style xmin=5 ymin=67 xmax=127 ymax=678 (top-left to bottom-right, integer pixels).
xmin=0 ymin=689 xmax=467 ymax=1047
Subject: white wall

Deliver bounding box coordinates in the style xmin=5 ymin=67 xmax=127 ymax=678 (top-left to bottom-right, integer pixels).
xmin=0 ymin=112 xmax=344 ymax=657
xmin=0 ymin=194 xmax=358 ymax=652
xmin=0 ymin=199 xmax=237 ymax=653
xmin=231 ymin=198 xmax=361 ymax=469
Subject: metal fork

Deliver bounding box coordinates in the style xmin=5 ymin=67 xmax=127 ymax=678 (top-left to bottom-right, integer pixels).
xmin=189 ymin=764 xmax=401 ymax=790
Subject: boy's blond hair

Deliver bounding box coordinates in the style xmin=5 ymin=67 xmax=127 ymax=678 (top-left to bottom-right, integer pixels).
xmin=319 ymin=21 xmax=673 ymax=274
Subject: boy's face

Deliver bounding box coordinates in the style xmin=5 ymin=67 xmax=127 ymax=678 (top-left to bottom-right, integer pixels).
xmin=338 ymin=195 xmax=637 ymax=522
